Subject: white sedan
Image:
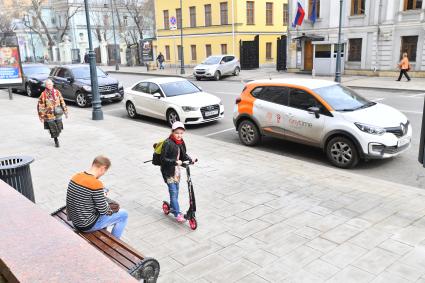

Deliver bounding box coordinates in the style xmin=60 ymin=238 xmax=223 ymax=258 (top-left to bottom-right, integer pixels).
xmin=124 ymin=77 xmax=224 ymax=125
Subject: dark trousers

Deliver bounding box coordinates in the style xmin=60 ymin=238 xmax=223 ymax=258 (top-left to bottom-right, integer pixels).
xmin=397 ymin=69 xmax=411 ymax=81
xmin=44 ymin=119 xmax=63 ymax=138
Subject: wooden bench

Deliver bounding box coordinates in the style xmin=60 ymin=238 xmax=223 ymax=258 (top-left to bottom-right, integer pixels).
xmin=51 ymin=206 xmax=160 ymax=282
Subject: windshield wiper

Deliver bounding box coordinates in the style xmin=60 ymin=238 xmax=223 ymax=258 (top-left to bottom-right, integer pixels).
xmin=338 ymin=108 xmax=355 ymax=112
xmin=354 ymin=102 xmax=376 ymax=110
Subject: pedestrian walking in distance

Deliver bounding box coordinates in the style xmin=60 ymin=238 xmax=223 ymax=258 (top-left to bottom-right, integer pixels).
xmin=157 ymin=52 xmax=165 ymax=70
xmin=397 ymin=52 xmax=411 ymax=81
xmin=37 ymin=79 xmax=68 ymax=147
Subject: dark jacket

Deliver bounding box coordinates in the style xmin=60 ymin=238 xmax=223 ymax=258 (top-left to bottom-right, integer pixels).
xmin=160 ymin=138 xmax=191 ymax=182
xmin=157 ymin=54 xmax=164 ymax=63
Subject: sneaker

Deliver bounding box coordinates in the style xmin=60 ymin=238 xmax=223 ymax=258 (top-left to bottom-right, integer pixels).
xmin=176 ymin=214 xmax=185 ymax=223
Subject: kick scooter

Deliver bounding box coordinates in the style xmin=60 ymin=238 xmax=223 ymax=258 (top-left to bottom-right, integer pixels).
xmin=162 ymin=160 xmax=198 ymax=230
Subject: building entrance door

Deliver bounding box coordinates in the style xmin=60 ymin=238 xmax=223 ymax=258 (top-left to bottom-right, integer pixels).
xmin=304 ymin=41 xmax=313 ymax=71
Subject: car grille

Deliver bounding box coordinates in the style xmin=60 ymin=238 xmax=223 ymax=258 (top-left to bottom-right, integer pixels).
xmin=195 ymin=70 xmax=206 ymax=74
xmin=385 ymin=121 xmax=409 ymax=137
xmin=382 ymin=143 xmax=410 ymax=154
xmin=99 ymin=84 xmax=118 ymax=93
xmin=200 ymin=104 xmax=220 ymax=119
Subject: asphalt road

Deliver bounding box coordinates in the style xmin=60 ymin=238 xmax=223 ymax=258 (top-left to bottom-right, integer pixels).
xmin=16 ymin=73 xmax=425 ymax=189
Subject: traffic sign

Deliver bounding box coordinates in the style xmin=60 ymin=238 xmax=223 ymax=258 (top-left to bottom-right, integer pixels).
xmin=170 ymin=16 xmax=177 ymax=30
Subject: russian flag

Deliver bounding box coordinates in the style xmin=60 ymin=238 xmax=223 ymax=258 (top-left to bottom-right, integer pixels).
xmin=292 ymin=1 xmax=305 ymax=28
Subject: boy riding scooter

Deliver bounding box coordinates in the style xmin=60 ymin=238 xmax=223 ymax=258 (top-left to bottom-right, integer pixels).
xmin=159 ymin=122 xmax=197 ymax=224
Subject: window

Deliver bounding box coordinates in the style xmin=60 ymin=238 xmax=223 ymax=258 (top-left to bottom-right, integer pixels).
xmin=56 ymin=68 xmax=66 ymax=78
xmin=190 ymin=6 xmax=196 ymax=28
xmin=314 ymin=85 xmax=370 ymax=112
xmin=191 ymin=45 xmax=197 ymax=61
xmin=149 ymin=83 xmax=161 ymax=95
xmin=401 ymin=36 xmax=418 ymax=62
xmin=247 ymin=1 xmax=254 ymax=25
xmin=289 ymin=89 xmax=321 ymax=111
xmin=252 ymin=86 xmax=289 ymax=106
xmin=315 ymin=44 xmax=331 ymax=58
xmin=348 ymin=39 xmax=362 ymax=62
xmin=308 ymin=0 xmax=320 ymax=19
xmin=206 ymin=44 xmax=212 ymax=57
xmin=177 ymin=45 xmax=182 ymax=61
xmin=163 ymin=10 xmax=169 ymax=29
xmin=132 ymin=82 xmax=149 ymax=93
xmin=266 ymin=42 xmax=272 ymax=59
xmin=205 ymin=4 xmax=212 ymax=26
xmin=266 ymin=2 xmax=273 ymax=25
xmin=404 ymin=0 xmax=423 ymax=10
xmin=221 ymin=44 xmax=227 ymax=55
xmin=123 ymin=16 xmax=128 ymax=26
xmin=176 ymin=8 xmax=182 ymax=29
xmin=103 ymin=15 xmax=109 ymax=26
xmin=220 ymin=2 xmax=228 ymax=25
xmin=160 ymin=80 xmax=200 ymax=97
xmin=165 ymin=45 xmax=170 ymax=60
xmin=283 ymin=3 xmax=289 ymax=25
xmin=351 ymin=0 xmax=365 ymax=15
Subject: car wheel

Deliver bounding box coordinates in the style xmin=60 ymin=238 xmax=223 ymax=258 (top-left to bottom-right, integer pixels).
xmin=126 ymin=101 xmax=137 ymax=118
xmin=26 ymin=84 xmax=33 ymax=97
xmin=233 ymin=67 xmax=240 ymax=76
xmin=195 ymin=76 xmax=201 ymax=81
xmin=167 ymin=109 xmax=180 ymax=126
xmin=326 ymin=136 xmax=359 ymax=169
xmin=238 ymin=120 xmax=261 ymax=146
xmin=214 ymin=71 xmax=221 ymax=81
xmin=75 ymin=92 xmax=88 ymax=108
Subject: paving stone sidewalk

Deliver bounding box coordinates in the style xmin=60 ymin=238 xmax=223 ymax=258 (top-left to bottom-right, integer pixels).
xmin=3 ymin=93 xmax=425 ymax=282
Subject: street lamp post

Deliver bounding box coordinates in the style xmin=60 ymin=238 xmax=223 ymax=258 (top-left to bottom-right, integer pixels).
xmin=24 ymin=15 xmax=36 ymax=62
xmin=180 ymin=0 xmax=185 ymax=74
xmin=335 ymin=0 xmax=343 ymax=83
xmin=109 ymin=0 xmax=119 ymax=71
xmin=83 ymin=0 xmax=103 ymax=120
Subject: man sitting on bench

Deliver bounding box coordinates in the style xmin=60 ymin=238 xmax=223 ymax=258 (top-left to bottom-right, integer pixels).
xmin=66 ymin=156 xmax=128 ymax=239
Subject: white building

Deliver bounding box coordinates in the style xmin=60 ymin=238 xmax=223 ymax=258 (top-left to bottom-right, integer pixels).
xmin=287 ymin=0 xmax=425 ymax=77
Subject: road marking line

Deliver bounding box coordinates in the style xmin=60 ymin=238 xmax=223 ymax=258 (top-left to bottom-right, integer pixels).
xmin=400 ymin=110 xmax=423 ymax=115
xmin=407 ymin=93 xmax=425 ymax=98
xmin=371 ymin=98 xmax=385 ymax=102
xmin=214 ymin=91 xmax=240 ymax=96
xmin=205 ymin=128 xmax=235 ymax=137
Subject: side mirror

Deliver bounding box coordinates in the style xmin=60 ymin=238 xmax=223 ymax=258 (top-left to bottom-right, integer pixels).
xmin=153 ymin=92 xmax=161 ymax=99
xmin=66 ymin=77 xmax=74 ymax=83
xmin=105 ymin=71 xmax=109 ymax=76
xmin=308 ymin=106 xmax=321 ymax=119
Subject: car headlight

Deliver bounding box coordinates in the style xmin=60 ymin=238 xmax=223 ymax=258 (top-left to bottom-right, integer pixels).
xmin=355 ymin=123 xmax=386 ymax=135
xmin=182 ymin=106 xmax=199 ymax=112
xmin=82 ymin=85 xmax=92 ymax=92
xmin=118 ymin=82 xmax=123 ymax=89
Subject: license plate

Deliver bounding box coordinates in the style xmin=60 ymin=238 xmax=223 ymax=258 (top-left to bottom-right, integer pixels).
xmin=204 ymin=110 xmax=219 ymax=117
xmin=398 ymin=136 xmax=410 ymax=147
xmin=102 ymin=94 xmax=116 ymax=98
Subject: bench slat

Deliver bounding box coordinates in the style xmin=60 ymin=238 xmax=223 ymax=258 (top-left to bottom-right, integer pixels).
xmin=93 ymin=232 xmax=142 ymax=264
xmin=82 ymin=232 xmax=136 ymax=270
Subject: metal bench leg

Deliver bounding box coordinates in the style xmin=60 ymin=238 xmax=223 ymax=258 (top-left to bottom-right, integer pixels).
xmin=129 ymin=257 xmax=160 ymax=283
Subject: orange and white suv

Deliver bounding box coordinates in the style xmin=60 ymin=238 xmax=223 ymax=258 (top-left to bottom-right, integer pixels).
xmin=233 ymin=79 xmax=411 ymax=169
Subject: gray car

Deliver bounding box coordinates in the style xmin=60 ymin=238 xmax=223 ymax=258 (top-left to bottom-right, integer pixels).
xmin=193 ymin=55 xmax=240 ymax=81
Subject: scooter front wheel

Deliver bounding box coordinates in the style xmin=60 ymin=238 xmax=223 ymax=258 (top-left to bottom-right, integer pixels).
xmin=162 ymin=202 xmax=170 ymax=215
xmin=189 ymin=217 xmax=197 ymax=230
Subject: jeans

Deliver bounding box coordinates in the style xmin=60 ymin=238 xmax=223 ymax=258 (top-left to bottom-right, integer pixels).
xmin=86 ymin=209 xmax=128 ymax=239
xmin=167 ymin=182 xmax=180 ymax=217
xmin=159 ymin=62 xmax=164 ymax=69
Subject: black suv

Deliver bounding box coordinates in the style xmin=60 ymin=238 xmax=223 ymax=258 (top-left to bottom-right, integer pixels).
xmin=49 ymin=64 xmax=124 ymax=107
xmin=13 ymin=64 xmax=50 ymax=97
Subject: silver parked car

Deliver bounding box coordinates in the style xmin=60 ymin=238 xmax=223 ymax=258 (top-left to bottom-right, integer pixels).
xmin=193 ymin=55 xmax=241 ymax=81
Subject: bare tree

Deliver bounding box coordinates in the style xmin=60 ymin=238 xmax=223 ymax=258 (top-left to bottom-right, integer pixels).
xmin=0 ymin=11 xmax=18 ymax=32
xmin=27 ymin=0 xmax=55 ymax=53
xmin=57 ymin=5 xmax=82 ymax=42
xmin=124 ymin=0 xmax=155 ymax=43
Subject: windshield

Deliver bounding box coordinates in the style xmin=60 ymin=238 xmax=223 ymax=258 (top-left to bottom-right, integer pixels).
xmin=314 ymin=84 xmax=374 ymax=111
xmin=23 ymin=66 xmax=50 ymax=75
xmin=160 ymin=80 xmax=200 ymax=97
xmin=72 ymin=67 xmax=106 ymax=79
xmin=202 ymin=56 xmax=221 ymax=65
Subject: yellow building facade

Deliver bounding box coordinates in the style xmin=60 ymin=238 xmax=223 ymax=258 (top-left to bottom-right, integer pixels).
xmin=154 ymin=0 xmax=288 ymax=68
